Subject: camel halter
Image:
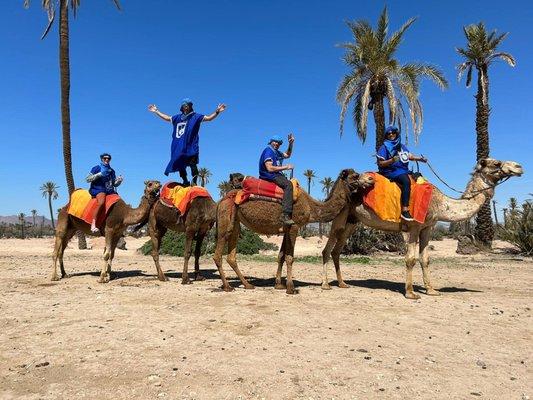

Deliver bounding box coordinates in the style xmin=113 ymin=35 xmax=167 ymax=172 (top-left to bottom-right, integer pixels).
xmin=421 ymin=159 xmax=510 ymax=199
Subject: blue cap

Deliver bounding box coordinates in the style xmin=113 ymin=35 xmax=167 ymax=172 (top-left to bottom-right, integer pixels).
xmin=181 ymin=98 xmax=193 ymax=106
xmin=100 ymin=152 xmax=111 ymax=159
xmin=269 ymin=135 xmax=283 ymax=145
xmin=385 ymin=125 xmax=399 ymax=134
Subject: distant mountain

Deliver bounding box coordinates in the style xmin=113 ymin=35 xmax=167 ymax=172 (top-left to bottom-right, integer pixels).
xmin=0 ymin=215 xmax=53 ymax=226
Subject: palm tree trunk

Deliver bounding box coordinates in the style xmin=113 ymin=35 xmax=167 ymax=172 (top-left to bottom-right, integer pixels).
xmin=373 ymin=97 xmax=386 ymax=152
xmin=307 ymin=179 xmax=311 ymax=194
xmin=59 ymin=1 xmax=87 ymax=249
xmin=48 ymin=194 xmax=55 ymax=229
xmin=492 ymin=200 xmax=499 ymax=226
xmin=474 ymin=65 xmax=494 ymax=247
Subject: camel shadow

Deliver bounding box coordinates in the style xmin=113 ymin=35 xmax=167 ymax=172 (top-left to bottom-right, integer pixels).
xmin=163 ymin=268 xmax=220 ymax=281
xmin=344 ymin=279 xmax=483 ymax=295
xmin=68 ymin=269 xmax=152 ymax=279
xmin=246 ymin=276 xmax=321 ymax=288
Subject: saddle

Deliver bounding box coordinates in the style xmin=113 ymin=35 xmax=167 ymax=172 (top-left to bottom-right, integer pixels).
xmin=233 ymin=176 xmax=301 ymax=205
xmin=362 ymin=172 xmax=433 ymax=224
xmin=67 ymin=189 xmax=121 ymax=227
xmin=160 ymin=182 xmax=211 ymax=215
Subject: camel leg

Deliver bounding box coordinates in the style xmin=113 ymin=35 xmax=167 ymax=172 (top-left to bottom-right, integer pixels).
xmin=320 ymin=230 xmax=337 ymax=290
xmin=331 ymin=222 xmax=357 ymax=289
xmin=284 ymin=226 xmax=299 ymax=295
xmin=105 ymin=234 xmax=121 ymax=281
xmin=181 ymin=230 xmax=195 ymax=284
xmin=275 ymin=235 xmax=287 ymax=290
xmin=148 ymin=220 xmax=168 ymax=282
xmin=226 ymin=224 xmax=254 ymax=290
xmin=403 ymin=228 xmax=420 ymax=300
xmin=213 ymin=232 xmax=233 ymax=292
xmin=51 ymin=211 xmax=73 ymax=281
xmin=51 ymin=234 xmax=64 ymax=281
xmin=58 ymin=229 xmax=76 ymax=279
xmin=419 ymin=226 xmax=440 ymax=296
xmin=194 ymin=232 xmax=206 ymax=281
xmin=98 ymin=230 xmax=114 ymax=283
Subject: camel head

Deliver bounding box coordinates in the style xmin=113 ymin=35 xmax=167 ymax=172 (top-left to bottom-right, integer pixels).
xmin=475 ymin=158 xmax=523 ymax=184
xmin=229 ymin=173 xmax=245 ymax=189
xmin=143 ymin=180 xmax=162 ymax=202
xmin=337 ymin=169 xmax=374 ymax=196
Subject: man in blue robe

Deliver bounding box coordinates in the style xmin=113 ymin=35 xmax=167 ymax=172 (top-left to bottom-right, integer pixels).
xmin=149 ymin=98 xmax=226 ymax=186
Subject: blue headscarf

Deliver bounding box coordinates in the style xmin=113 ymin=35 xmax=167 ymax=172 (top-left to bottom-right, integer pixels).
xmin=383 ymin=126 xmax=401 ymax=157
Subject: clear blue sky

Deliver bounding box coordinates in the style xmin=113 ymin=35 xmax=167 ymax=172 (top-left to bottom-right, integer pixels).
xmin=0 ymin=0 xmax=531 ymax=218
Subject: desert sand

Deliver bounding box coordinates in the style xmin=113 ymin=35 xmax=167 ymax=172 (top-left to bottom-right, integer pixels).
xmin=0 ymin=236 xmax=531 ymax=399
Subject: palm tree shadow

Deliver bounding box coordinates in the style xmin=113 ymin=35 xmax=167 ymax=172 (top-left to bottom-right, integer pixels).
xmin=344 ymin=279 xmax=482 ymax=295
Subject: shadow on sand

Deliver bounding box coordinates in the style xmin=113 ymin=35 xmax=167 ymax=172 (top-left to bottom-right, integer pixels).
xmin=344 ymin=278 xmax=483 ymax=295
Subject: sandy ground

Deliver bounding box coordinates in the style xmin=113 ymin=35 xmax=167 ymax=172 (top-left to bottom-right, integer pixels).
xmin=0 ymin=236 xmax=531 ymax=400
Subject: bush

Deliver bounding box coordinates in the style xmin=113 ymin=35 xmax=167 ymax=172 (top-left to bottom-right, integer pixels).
xmin=140 ymin=226 xmax=277 ymax=256
xmin=498 ymin=198 xmax=532 ymax=256
xmin=342 ymin=225 xmax=406 ymax=255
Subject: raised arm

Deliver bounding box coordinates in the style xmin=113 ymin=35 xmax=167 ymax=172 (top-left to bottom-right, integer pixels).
xmin=282 ymin=133 xmax=295 ymax=158
xmin=203 ymin=103 xmax=226 ymax=122
xmin=148 ymin=104 xmax=172 ymax=122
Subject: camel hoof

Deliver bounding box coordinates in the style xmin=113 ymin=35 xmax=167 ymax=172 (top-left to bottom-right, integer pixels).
xmin=338 ymin=282 xmax=351 ymax=289
xmin=321 ymin=283 xmax=332 ymax=290
xmin=274 ymin=283 xmax=286 ymax=290
xmin=243 ymin=284 xmax=255 ymax=290
xmin=286 ymin=285 xmax=296 ymax=295
xmin=194 ymin=274 xmax=206 ymax=281
xmin=61 ymin=273 xmax=71 ymax=279
xmin=426 ymin=288 xmax=440 ymax=296
xmin=51 ymin=275 xmax=60 ymax=282
xmin=222 ymin=285 xmax=234 ymax=292
xmin=98 ymin=276 xmax=110 ymax=284
xmin=405 ymin=292 xmax=421 ymax=300
xmin=158 ymin=274 xmax=169 ymax=282
xmin=181 ymin=279 xmax=192 ymax=285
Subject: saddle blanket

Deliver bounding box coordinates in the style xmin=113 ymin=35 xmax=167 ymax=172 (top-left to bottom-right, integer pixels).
xmin=160 ymin=182 xmax=211 ymax=215
xmin=234 ymin=176 xmax=301 ymax=205
xmin=363 ymin=172 xmax=433 ymax=224
xmin=67 ymin=190 xmax=121 ymax=227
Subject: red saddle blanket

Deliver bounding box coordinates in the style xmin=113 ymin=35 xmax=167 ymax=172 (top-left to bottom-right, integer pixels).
xmin=362 ymin=172 xmax=433 ymax=224
xmin=67 ymin=190 xmax=121 ymax=227
xmin=160 ymin=182 xmax=211 ymax=214
xmin=235 ymin=177 xmax=301 ymax=205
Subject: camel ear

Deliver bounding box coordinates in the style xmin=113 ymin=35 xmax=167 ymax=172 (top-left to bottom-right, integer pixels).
xmin=144 ymin=180 xmax=149 ymax=185
xmin=479 ymin=159 xmax=488 ymax=168
xmin=340 ymin=169 xmax=349 ymax=180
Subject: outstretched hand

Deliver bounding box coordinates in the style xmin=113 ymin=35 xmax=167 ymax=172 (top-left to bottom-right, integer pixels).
xmin=285 ymin=164 xmax=294 ymax=170
xmin=288 ymin=133 xmax=295 ymax=144
xmin=148 ymin=104 xmax=158 ymax=113
xmin=216 ymin=103 xmax=226 ymax=113
xmin=419 ymin=156 xmax=428 ymax=163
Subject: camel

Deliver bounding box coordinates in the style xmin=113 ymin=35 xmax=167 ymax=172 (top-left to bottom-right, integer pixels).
xmin=321 ymin=158 xmax=523 ymax=299
xmin=147 ymin=195 xmax=217 ymax=284
xmin=51 ymin=180 xmax=162 ymax=283
xmin=213 ymin=169 xmax=375 ymax=294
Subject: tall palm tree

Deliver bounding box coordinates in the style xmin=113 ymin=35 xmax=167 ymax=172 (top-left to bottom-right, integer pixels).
xmin=31 ymin=209 xmax=38 ymax=226
xmin=457 ymin=22 xmax=516 ymax=246
xmin=197 ymin=167 xmax=212 ymax=187
xmin=337 ymin=7 xmax=448 ymax=150
xmin=40 ymin=181 xmax=59 ymax=229
xmin=303 ymin=170 xmax=316 ymax=195
xmin=217 ymin=180 xmax=233 ymax=198
xmin=25 ymin=0 xmax=121 ymax=248
xmin=319 ymin=177 xmax=334 ymax=198
xmin=18 ymin=213 xmax=26 ymax=239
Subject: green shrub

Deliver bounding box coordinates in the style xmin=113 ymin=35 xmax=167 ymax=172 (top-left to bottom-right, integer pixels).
xmin=140 ymin=227 xmax=277 ymax=256
xmin=342 ymin=225 xmax=406 ymax=255
xmin=498 ymin=198 xmax=532 ymax=256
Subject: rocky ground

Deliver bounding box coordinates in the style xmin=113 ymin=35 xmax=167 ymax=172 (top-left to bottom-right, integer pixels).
xmin=0 ymin=237 xmax=531 ymax=399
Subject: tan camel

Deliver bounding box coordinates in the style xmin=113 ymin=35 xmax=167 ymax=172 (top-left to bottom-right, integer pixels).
xmin=213 ymin=169 xmax=374 ymax=294
xmin=51 ymin=180 xmax=162 ymax=283
xmin=321 ymin=158 xmax=523 ymax=299
xmin=147 ymin=196 xmax=217 ymax=283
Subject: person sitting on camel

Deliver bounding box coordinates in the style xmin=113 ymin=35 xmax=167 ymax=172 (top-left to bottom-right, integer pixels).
xmin=376 ymin=126 xmax=427 ymax=221
xmin=259 ymin=133 xmax=295 ymax=225
xmin=85 ymin=153 xmax=123 ymax=233
xmin=148 ymin=98 xmax=226 ymax=186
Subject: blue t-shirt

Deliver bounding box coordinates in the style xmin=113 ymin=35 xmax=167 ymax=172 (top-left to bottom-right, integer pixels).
xmin=377 ymin=143 xmax=410 ymax=179
xmin=164 ymin=111 xmax=205 ymax=176
xmin=89 ymin=164 xmax=117 ymax=196
xmin=259 ymin=146 xmax=285 ymax=181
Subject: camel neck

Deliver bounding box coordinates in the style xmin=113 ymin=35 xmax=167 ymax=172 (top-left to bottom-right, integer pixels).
xmin=306 ymin=180 xmax=348 ymax=223
xmin=124 ymin=195 xmax=152 ymax=225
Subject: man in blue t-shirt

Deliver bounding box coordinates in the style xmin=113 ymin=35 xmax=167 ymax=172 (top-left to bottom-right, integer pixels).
xmin=259 ymin=133 xmax=295 ymax=225
xmin=148 ymin=98 xmax=226 ymax=186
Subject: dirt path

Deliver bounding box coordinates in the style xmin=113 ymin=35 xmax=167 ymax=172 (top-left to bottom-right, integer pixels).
xmin=0 ymin=238 xmax=531 ymax=399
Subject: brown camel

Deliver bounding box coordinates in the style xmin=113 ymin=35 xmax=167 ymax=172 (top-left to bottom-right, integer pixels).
xmin=321 ymin=158 xmax=523 ymax=298
xmin=213 ymin=169 xmax=374 ymax=294
xmin=147 ymin=196 xmax=217 ymax=283
xmin=51 ymin=180 xmax=162 ymax=282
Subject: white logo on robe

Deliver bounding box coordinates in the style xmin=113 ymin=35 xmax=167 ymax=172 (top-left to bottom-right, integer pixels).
xmin=176 ymin=122 xmax=187 ymax=138
xmin=398 ymin=150 xmax=409 ymax=164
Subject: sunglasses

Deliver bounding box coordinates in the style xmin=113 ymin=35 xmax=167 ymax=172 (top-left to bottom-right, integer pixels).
xmin=102 ymin=157 xmax=111 ymax=160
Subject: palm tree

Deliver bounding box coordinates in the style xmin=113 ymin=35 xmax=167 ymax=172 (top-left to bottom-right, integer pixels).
xmin=18 ymin=213 xmax=26 ymax=239
xmin=31 ymin=209 xmax=38 ymax=226
xmin=320 ymin=177 xmax=334 ymax=198
xmin=217 ymin=180 xmax=233 ymax=198
xmin=303 ymin=170 xmax=316 ymax=194
xmin=40 ymin=181 xmax=59 ymax=229
xmin=457 ymin=22 xmax=516 ymax=246
xmin=25 ymin=0 xmax=121 ymax=247
xmin=337 ymin=7 xmax=448 ymax=150
xmin=197 ymin=167 xmax=212 ymax=187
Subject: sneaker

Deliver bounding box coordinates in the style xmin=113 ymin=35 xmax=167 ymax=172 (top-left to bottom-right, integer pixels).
xmin=280 ymin=214 xmax=295 ymax=226
xmin=400 ymin=210 xmax=414 ymax=221
xmin=90 ymin=225 xmax=100 ymax=234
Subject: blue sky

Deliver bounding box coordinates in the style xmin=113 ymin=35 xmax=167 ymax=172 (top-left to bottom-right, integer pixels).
xmin=0 ymin=0 xmax=531 ymax=218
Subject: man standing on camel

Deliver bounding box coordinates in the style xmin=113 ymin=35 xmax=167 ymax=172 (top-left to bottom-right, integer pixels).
xmin=148 ymin=99 xmax=226 ymax=186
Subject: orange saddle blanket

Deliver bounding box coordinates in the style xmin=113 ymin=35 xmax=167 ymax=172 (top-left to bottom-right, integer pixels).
xmin=363 ymin=172 xmax=433 ymax=224
xmin=160 ymin=182 xmax=211 ymax=215
xmin=67 ymin=190 xmax=121 ymax=227
xmin=234 ymin=176 xmax=301 ymax=205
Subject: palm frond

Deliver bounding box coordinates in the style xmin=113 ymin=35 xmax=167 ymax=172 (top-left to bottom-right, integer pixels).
xmin=384 ymin=16 xmax=417 ymax=57
xmin=385 ymin=76 xmax=396 ymax=124
xmin=489 ymin=51 xmax=516 ymax=67
xmin=376 ymin=6 xmax=388 ymax=47
xmin=357 ymin=80 xmax=372 ymax=142
xmin=465 ymin=65 xmax=473 ymax=88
